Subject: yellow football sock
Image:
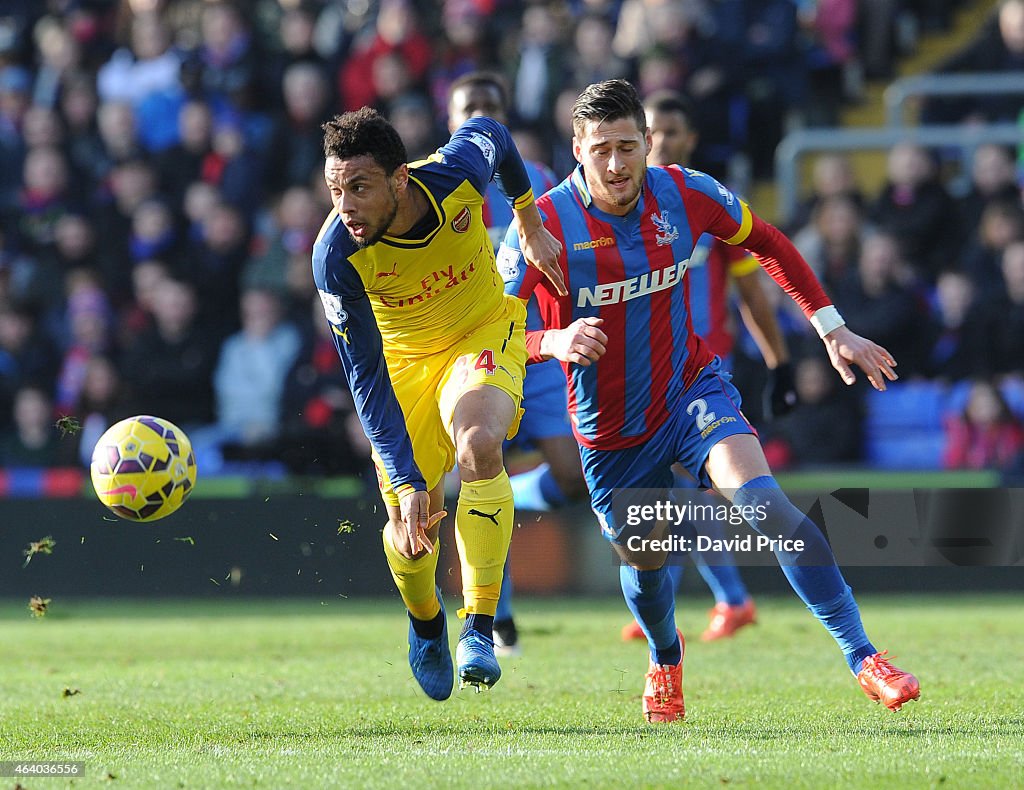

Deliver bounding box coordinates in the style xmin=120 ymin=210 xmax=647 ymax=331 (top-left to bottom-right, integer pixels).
xmin=455 ymin=470 xmax=514 ymax=617
xmin=382 ymin=529 xmax=441 ymax=622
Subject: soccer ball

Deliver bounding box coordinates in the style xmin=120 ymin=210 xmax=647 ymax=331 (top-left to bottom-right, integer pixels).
xmin=90 ymin=415 xmax=197 ymax=522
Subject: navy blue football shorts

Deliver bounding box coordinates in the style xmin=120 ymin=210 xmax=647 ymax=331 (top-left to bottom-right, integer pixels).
xmin=580 ymin=357 xmax=755 ymax=544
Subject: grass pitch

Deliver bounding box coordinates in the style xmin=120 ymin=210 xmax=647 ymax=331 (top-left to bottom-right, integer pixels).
xmin=1 ymin=594 xmax=1021 ymax=789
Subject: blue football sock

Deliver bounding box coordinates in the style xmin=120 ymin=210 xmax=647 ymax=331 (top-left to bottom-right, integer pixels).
xmin=667 ymin=509 xmax=694 ymax=592
xmin=619 ymin=565 xmax=681 ymax=666
xmin=495 ymin=555 xmax=514 ymax=622
xmin=693 ymin=555 xmax=749 ymax=607
xmin=461 ymin=613 xmax=494 ymax=639
xmin=809 ymin=587 xmax=880 ymax=673
xmin=687 ymin=494 xmax=750 ymax=606
xmin=671 ymin=482 xmax=749 ymax=605
xmin=510 ymin=464 xmax=553 ymax=511
xmin=537 ymin=465 xmax=568 ymax=508
xmin=666 ymin=563 xmax=684 ymax=593
xmin=409 ymin=608 xmax=445 ymax=640
xmin=732 ymin=475 xmax=875 ymax=672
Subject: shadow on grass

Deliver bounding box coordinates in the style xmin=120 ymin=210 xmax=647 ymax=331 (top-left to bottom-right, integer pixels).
xmin=239 ymin=723 xmax=659 ymax=740
xmin=238 ymin=715 xmax=1024 ymax=742
xmin=691 ymin=715 xmax=1024 ymax=741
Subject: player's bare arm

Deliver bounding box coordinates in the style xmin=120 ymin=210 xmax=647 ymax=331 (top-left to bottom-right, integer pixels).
xmin=734 ymin=270 xmax=797 ymax=418
xmin=734 ymin=271 xmax=789 ymax=370
xmin=715 ymin=198 xmax=897 ymax=394
xmin=822 ymin=324 xmax=899 ymax=392
xmin=537 ymin=317 xmax=607 ymax=365
xmin=513 ymin=208 xmax=566 ymax=296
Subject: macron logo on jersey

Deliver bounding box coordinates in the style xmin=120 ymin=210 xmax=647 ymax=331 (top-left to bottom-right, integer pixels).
xmin=576 ymin=260 xmax=688 ymax=307
xmin=572 ymin=236 xmax=616 ymax=252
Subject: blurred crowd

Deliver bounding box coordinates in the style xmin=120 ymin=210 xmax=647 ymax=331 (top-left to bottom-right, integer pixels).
xmin=0 ymin=0 xmax=1021 ymax=478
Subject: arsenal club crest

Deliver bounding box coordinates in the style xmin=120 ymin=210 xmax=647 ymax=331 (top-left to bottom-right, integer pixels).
xmin=451 ymin=207 xmax=471 ymax=233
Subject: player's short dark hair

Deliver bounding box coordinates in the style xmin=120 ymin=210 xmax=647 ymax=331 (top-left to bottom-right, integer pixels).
xmin=321 ymin=107 xmax=407 ymax=175
xmin=448 ymin=70 xmax=510 ymax=110
xmin=571 ymin=79 xmax=647 ymax=137
xmin=643 ymin=90 xmax=695 ymax=127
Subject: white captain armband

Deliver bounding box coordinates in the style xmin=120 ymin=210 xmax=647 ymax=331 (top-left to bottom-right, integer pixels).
xmin=809 ymin=305 xmax=846 ymax=339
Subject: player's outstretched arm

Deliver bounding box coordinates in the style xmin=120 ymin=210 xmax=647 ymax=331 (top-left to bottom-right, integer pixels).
xmin=449 ymin=116 xmax=565 ymax=294
xmin=513 ymin=207 xmax=566 ymax=296
xmin=537 ymin=317 xmax=607 ymax=365
xmin=822 ymin=324 xmax=898 ymax=392
xmin=677 ymin=170 xmax=897 ymax=395
xmin=314 ymin=273 xmax=431 ymax=550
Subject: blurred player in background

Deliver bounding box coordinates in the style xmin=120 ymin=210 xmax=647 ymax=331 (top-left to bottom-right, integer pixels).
xmin=619 ymin=91 xmax=798 ymax=644
xmin=501 ymin=79 xmax=919 ymax=722
xmin=313 ymin=108 xmax=560 ymax=698
xmin=447 ymin=72 xmax=586 ymax=657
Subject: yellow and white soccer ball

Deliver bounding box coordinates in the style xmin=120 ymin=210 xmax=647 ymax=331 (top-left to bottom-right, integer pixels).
xmin=90 ymin=415 xmax=197 ymax=522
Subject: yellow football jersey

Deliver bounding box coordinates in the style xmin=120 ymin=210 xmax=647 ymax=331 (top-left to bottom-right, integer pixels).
xmin=313 ymin=116 xmax=536 ymax=493
xmin=342 ymin=171 xmax=503 ymax=357
xmin=315 ymin=122 xmax=534 ymax=360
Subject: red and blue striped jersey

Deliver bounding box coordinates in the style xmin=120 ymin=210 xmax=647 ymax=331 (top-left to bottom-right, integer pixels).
xmin=500 ymin=164 xmax=830 ymax=451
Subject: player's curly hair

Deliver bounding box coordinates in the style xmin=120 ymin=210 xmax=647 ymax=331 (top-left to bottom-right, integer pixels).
xmin=571 ymin=79 xmax=647 ymax=137
xmin=321 ymin=107 xmax=407 ymax=174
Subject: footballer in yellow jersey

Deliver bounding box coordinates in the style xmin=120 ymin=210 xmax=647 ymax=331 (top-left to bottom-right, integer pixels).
xmin=312 ymin=108 xmax=562 ymax=699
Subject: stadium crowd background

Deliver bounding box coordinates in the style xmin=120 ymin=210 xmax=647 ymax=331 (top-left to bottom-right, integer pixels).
xmin=1 ymin=0 xmax=1023 ymax=481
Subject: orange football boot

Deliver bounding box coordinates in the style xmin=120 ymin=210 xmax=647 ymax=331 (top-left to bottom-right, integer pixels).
xmin=701 ymin=598 xmax=757 ymax=642
xmin=642 ymin=630 xmax=686 ymax=723
xmin=857 ymin=651 xmax=920 ymax=711
xmin=621 ymin=620 xmax=645 ymax=641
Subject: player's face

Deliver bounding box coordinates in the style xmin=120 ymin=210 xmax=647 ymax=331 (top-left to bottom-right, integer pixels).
xmin=646 ymin=109 xmax=696 ymax=168
xmin=573 ymin=117 xmax=651 ymax=216
xmin=324 ymin=155 xmax=403 ymax=248
xmin=448 ymin=83 xmax=506 ymax=131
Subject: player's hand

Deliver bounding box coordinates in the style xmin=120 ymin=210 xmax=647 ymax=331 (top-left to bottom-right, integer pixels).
xmin=541 ymin=317 xmax=607 ymax=365
xmin=518 ymin=222 xmax=566 ymax=297
xmin=763 ymin=361 xmax=798 ymax=419
xmin=822 ymin=325 xmax=898 ymax=391
xmin=397 ymin=489 xmax=447 ymax=558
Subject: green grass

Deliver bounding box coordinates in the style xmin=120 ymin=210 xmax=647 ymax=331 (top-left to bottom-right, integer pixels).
xmin=1 ymin=595 xmax=1021 ymax=789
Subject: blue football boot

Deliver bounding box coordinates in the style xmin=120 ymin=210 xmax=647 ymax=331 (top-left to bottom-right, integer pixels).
xmin=407 ymin=589 xmax=453 ymax=701
xmin=456 ymin=629 xmax=502 ymax=691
